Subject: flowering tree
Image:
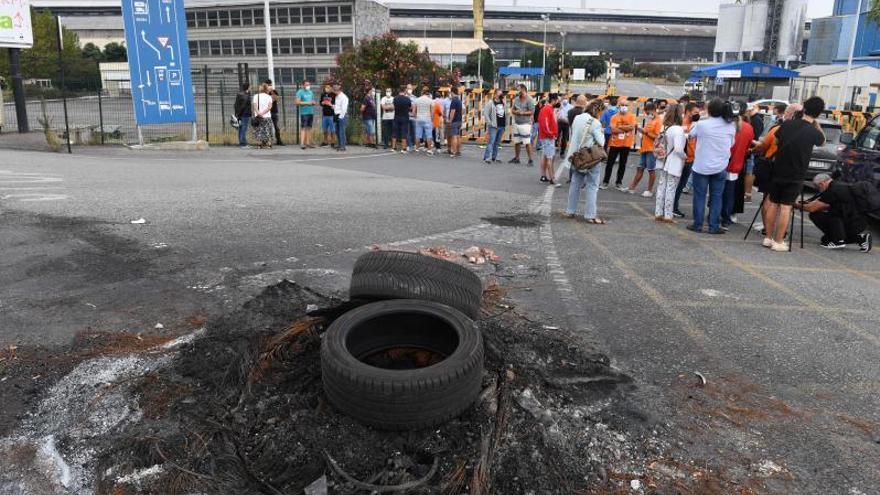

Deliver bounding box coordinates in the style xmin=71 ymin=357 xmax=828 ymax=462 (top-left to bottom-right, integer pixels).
xmin=330 ymin=33 xmax=452 ymax=98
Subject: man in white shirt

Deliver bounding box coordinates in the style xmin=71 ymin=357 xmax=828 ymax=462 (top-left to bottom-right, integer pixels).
xmin=333 ymin=83 xmax=349 ymax=152
xmin=380 ymin=89 xmax=395 ymax=149
xmin=686 ymin=98 xmax=737 ymax=234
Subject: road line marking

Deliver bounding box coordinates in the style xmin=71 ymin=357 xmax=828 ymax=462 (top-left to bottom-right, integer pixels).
xmin=627 ymin=202 xmax=880 ymax=348
xmin=671 ymin=300 xmax=871 ymax=316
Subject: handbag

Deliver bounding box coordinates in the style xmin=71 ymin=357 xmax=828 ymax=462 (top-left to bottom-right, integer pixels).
xmin=570 ymin=117 xmax=607 ymax=172
xmin=251 ymin=115 xmax=263 ymax=129
xmin=230 ymin=114 xmax=241 ymax=129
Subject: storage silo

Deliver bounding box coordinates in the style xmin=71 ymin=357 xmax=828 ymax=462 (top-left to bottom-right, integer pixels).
xmin=713 ymin=3 xmax=746 ymax=56
xmin=740 ymin=0 xmax=769 ymax=54
xmin=777 ymin=0 xmax=808 ymax=63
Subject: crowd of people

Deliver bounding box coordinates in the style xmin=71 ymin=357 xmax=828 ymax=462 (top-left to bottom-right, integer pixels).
xmin=232 ymin=81 xmax=873 ymax=253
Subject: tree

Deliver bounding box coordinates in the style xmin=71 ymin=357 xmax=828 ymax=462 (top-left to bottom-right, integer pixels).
xmin=618 ymin=58 xmax=634 ymax=76
xmin=83 ymin=43 xmax=104 ymax=63
xmin=0 ymin=10 xmax=99 ymax=89
xmin=869 ymin=0 xmax=880 ymax=25
xmin=103 ymin=42 xmax=127 ymax=62
xmin=462 ymin=49 xmax=494 ymax=84
xmin=331 ymin=33 xmax=452 ymax=99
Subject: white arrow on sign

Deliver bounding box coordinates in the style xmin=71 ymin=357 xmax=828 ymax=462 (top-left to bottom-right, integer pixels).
xmin=145 ymin=70 xmax=152 ymax=86
xmin=166 ymin=45 xmax=174 ymax=60
xmin=165 ymin=6 xmax=171 ymax=23
xmin=141 ymin=30 xmax=161 ymax=58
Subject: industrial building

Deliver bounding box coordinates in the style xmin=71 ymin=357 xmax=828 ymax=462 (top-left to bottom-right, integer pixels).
xmin=787 ymin=64 xmax=880 ymax=110
xmin=712 ymin=0 xmax=809 ymax=67
xmin=807 ymin=0 xmax=880 ymax=68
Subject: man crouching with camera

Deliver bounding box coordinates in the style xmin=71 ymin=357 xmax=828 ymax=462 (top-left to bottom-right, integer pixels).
xmin=796 ymin=173 xmax=873 ymax=252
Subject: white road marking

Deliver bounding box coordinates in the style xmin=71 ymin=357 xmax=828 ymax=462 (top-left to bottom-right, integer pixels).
xmin=0 ymin=170 xmax=68 ymax=202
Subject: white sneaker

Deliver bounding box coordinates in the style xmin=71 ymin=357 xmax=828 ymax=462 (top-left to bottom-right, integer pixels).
xmin=641 ymin=190 xmax=653 ymax=198
xmin=599 ymin=183 xmax=609 ymax=190
xmin=427 ymin=150 xmax=435 ymax=155
xmin=730 ymin=215 xmax=738 ymax=223
xmin=762 ymin=238 xmax=774 ymax=248
xmin=616 ymin=185 xmax=629 ymax=192
xmin=754 ymin=222 xmax=764 ymax=231
xmin=771 ymin=241 xmax=789 ymax=252
xmin=626 ymin=188 xmax=636 ymax=194
xmin=554 ymin=182 xmax=562 ymax=188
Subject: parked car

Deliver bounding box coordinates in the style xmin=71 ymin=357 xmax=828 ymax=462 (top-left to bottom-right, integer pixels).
xmin=804 ymin=120 xmax=844 ymax=181
xmin=750 ymin=98 xmax=789 ymax=110
xmin=838 ymin=114 xmax=880 ymax=218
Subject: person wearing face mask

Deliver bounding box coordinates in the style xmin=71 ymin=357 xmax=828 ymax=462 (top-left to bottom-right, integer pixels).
xmin=380 ymin=88 xmax=395 ymax=149
xmin=626 ymin=101 xmax=661 ymax=197
xmin=295 ymin=80 xmax=316 ymax=149
xmin=406 ymin=83 xmax=416 ymax=152
xmin=320 ymin=84 xmax=336 ymax=147
xmin=673 ymin=102 xmax=700 ymax=218
xmin=602 ymin=102 xmax=636 ymax=190
xmin=360 ymin=84 xmax=377 ymax=148
xmin=482 ymin=88 xmax=507 ymax=163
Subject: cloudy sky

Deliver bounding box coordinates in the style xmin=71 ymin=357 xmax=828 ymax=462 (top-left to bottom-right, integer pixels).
xmin=394 ymin=0 xmax=835 ymax=19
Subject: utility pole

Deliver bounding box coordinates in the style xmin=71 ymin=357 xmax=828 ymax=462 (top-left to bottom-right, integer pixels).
xmin=263 ymin=0 xmax=274 ymax=83
xmin=540 ymin=14 xmax=549 ymax=92
xmin=560 ymin=31 xmax=566 ymax=93
xmin=840 ymin=0 xmax=864 ymax=110
xmin=9 ymin=48 xmax=28 ymax=133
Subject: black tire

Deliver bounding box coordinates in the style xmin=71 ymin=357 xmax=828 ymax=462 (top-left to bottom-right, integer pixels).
xmin=321 ymin=300 xmax=484 ymax=430
xmin=350 ymin=251 xmax=483 ymax=319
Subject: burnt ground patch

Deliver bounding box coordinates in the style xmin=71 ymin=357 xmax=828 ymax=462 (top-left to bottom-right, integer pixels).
xmin=481 ymin=213 xmax=543 ymax=228
xmin=87 ymin=279 xmax=670 ymax=495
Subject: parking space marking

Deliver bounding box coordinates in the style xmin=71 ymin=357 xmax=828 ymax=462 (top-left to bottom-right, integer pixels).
xmin=0 ymin=170 xmax=68 ymax=202
xmin=627 ymin=202 xmax=880 ymax=348
xmin=671 ymin=300 xmax=871 ymax=316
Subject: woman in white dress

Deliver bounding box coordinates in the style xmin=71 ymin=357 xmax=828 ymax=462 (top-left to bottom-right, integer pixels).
xmin=654 ymin=104 xmax=687 ymax=222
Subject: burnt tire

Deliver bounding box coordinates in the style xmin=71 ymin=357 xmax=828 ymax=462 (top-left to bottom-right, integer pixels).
xmin=320 ymin=299 xmax=484 ymax=430
xmin=349 ymin=251 xmax=483 ymax=319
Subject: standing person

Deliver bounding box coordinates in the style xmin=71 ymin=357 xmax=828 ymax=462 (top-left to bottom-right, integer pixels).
xmin=332 ymin=83 xmax=349 ymax=152
xmin=600 ymin=96 xmax=620 ymax=152
xmin=762 ymin=97 xmax=826 ymax=252
xmin=391 ymin=87 xmax=412 ymax=153
xmin=721 ymin=106 xmax=754 ymax=229
xmin=320 ymin=84 xmax=336 ymax=147
xmin=447 ymin=85 xmax=463 ymax=158
xmin=266 ymin=80 xmax=284 ymax=146
xmin=432 ymin=94 xmax=444 ymax=150
xmin=294 ymin=80 xmax=316 ymax=149
xmin=360 ymin=85 xmax=377 ymax=148
xmin=406 ymin=83 xmax=416 ymax=151
xmin=380 ymin=88 xmax=395 ymax=149
xmin=442 ymin=90 xmax=453 ymax=154
xmin=751 ymin=103 xmax=801 ymax=231
xmin=686 ymin=98 xmax=737 ymax=235
xmin=654 ymin=104 xmax=687 ymax=222
xmin=557 ymin=95 xmax=573 ymax=156
xmin=509 ymin=84 xmax=536 ymax=165
xmin=626 ymin=101 xmax=662 ymax=197
xmin=538 ymin=93 xmax=561 ymax=186
xmin=251 ymin=82 xmax=274 ymax=149
xmin=532 ymin=98 xmax=544 ymax=151
xmin=743 ymin=103 xmax=765 ymax=201
xmin=602 ymin=101 xmax=636 ymax=190
xmin=413 ymin=87 xmax=435 ymax=154
xmin=482 ymin=89 xmax=507 ymax=163
xmin=234 ymin=82 xmax=252 ymax=148
xmin=673 ymin=102 xmax=700 ymax=218
xmin=563 ymin=100 xmax=607 ymax=224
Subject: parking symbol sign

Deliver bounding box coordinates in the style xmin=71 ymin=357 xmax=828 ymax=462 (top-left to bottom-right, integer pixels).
xmin=122 ymin=0 xmax=195 ymax=125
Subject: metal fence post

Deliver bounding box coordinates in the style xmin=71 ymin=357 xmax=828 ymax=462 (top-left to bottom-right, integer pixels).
xmin=220 ymin=78 xmax=226 ymax=142
xmin=281 ymin=86 xmax=287 ymax=132
xmin=96 ymin=68 xmax=105 ymax=145
xmin=294 ymin=83 xmax=300 ymax=145
xmin=204 ymin=65 xmax=209 ymax=142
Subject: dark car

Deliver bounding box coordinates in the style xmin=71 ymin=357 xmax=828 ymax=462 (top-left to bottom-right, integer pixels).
xmin=805 ymin=120 xmax=843 ymax=181
xmin=838 ymin=114 xmax=880 ymax=218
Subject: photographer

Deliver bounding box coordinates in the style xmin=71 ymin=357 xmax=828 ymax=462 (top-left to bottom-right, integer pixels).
xmin=796 ymin=174 xmax=873 ymax=252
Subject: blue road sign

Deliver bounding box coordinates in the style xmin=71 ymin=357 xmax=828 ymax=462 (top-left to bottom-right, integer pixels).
xmin=121 ymin=0 xmax=195 ymax=125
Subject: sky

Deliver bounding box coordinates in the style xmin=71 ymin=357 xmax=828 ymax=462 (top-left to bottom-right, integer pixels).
xmin=393 ymin=0 xmax=835 ymax=19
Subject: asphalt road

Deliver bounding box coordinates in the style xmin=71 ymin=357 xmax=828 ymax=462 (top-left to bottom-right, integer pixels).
xmin=1 ymin=143 xmax=879 ymax=492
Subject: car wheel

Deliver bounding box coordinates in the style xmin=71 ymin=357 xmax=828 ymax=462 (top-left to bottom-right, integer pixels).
xmin=320 ymin=299 xmax=484 ymax=430
xmin=349 ymin=251 xmax=483 ymax=319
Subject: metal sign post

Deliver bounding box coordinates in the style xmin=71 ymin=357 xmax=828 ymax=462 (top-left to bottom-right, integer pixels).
xmin=56 ymin=17 xmax=71 ymax=153
xmin=121 ymin=0 xmax=197 ymax=143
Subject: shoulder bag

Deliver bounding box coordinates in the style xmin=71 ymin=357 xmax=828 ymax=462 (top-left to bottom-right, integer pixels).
xmin=570 ymin=117 xmax=607 ymax=172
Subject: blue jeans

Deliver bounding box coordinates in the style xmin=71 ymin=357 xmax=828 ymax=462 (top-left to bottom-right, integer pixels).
xmin=408 ymin=120 xmax=416 ymax=150
xmin=566 ymin=166 xmax=601 ymax=219
xmin=238 ymin=115 xmax=250 ymax=146
xmin=674 ymin=162 xmax=692 ymax=213
xmin=336 ymin=117 xmax=348 ymax=149
xmin=484 ymin=126 xmax=505 ymax=160
xmin=721 ymin=179 xmax=737 ymax=225
xmin=691 ymin=170 xmax=727 ymax=232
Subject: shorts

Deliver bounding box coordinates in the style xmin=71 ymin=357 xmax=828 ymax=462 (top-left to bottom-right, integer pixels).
xmin=639 ymin=152 xmax=657 ymax=171
xmin=744 ymin=156 xmax=755 ymax=174
xmin=363 ymin=119 xmax=376 ymax=136
xmin=321 ymin=116 xmax=336 ymax=133
xmin=415 ymin=120 xmax=433 ymax=141
xmin=300 ymin=114 xmax=314 ymax=128
xmin=512 ymin=123 xmax=532 ymax=144
xmin=767 ymin=180 xmax=803 ymax=205
xmin=392 ymin=118 xmax=409 ymax=140
xmin=450 ymin=121 xmax=462 ymax=136
xmin=540 ymin=138 xmax=556 ymax=158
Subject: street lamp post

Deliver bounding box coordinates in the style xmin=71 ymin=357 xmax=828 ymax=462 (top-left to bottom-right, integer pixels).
xmin=560 ymin=31 xmax=566 ymax=92
xmin=839 ymin=0 xmax=864 ymax=110
xmin=540 ymin=14 xmax=549 ymax=92
xmin=263 ymin=0 xmax=274 ymax=83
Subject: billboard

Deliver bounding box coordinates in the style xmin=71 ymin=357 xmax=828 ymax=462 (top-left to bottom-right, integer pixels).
xmin=0 ymin=0 xmax=34 ymax=49
xmin=121 ymin=0 xmax=195 ymax=125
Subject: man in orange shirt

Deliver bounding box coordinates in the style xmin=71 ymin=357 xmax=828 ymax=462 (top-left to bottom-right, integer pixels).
xmin=602 ymin=102 xmax=637 ymax=190
xmin=626 ymin=101 xmax=662 ymax=197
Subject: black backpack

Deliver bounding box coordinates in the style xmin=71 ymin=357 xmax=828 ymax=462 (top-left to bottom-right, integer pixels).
xmin=848 ymin=180 xmax=880 ymax=214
